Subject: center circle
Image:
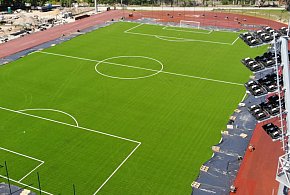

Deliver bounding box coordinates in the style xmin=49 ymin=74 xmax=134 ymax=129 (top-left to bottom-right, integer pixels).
xmin=95 ymin=56 xmax=164 ymax=80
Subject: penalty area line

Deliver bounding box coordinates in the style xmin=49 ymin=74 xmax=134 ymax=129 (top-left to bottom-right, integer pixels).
xmin=0 ymin=147 xmax=43 ymax=163
xmin=124 ymin=23 xmax=237 ymax=45
xmin=0 ymin=107 xmax=142 ymax=194
xmin=125 ymin=30 xmax=233 ymax=45
xmin=0 ymin=106 xmax=140 ymax=144
xmin=93 ymin=142 xmax=141 ymax=194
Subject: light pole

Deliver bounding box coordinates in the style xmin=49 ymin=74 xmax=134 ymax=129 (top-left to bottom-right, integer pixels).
xmin=95 ymin=0 xmax=98 ymax=13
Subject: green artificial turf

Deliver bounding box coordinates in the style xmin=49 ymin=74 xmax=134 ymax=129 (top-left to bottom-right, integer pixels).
xmin=0 ymin=22 xmax=266 ymax=194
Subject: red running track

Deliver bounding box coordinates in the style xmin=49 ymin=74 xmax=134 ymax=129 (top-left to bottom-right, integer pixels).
xmin=0 ymin=10 xmax=287 ymax=59
xmin=231 ymin=117 xmax=284 ymax=195
xmin=128 ymin=10 xmax=286 ymax=30
xmin=0 ymin=10 xmax=124 ymax=58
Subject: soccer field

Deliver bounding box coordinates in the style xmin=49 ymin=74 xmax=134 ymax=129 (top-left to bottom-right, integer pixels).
xmin=0 ymin=22 xmax=266 ymax=194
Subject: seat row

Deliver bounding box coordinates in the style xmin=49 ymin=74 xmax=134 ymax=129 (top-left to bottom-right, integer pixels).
xmin=241 ymin=51 xmax=280 ymax=72
xmin=245 ymin=74 xmax=282 ymax=97
xmin=248 ymin=95 xmax=285 ymax=120
xmin=262 ymin=123 xmax=282 ymax=140
xmin=239 ymin=26 xmax=288 ymax=47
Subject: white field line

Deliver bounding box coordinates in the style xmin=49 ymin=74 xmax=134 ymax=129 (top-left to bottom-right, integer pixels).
xmin=124 ymin=23 xmax=144 ymax=33
xmin=0 ymin=106 xmax=142 ymax=193
xmin=39 ymin=51 xmax=157 ymax=72
xmin=95 ymin=55 xmax=163 ymax=80
xmin=124 ymin=21 xmax=241 ymax=34
xmin=93 ymin=142 xmax=141 ymax=194
xmin=18 ymin=108 xmax=79 ymax=127
xmin=0 ymin=147 xmax=43 ymax=163
xmin=124 ymin=23 xmax=238 ymax=45
xmin=162 ymin=26 xmax=213 ymax=34
xmin=0 ymin=106 xmax=140 ymax=144
xmin=161 ymin=70 xmax=243 ymax=86
xmin=154 ymin=36 xmax=193 ymax=42
xmin=213 ymin=29 xmax=241 ymax=34
xmin=241 ymin=92 xmax=247 ymax=102
xmin=0 ymin=174 xmax=53 ymax=195
xmin=0 ymin=147 xmax=46 ymax=191
xmin=125 ymin=31 xmax=234 ymax=45
xmin=18 ymin=162 xmax=44 ymax=182
xmin=231 ymin=37 xmax=240 ymax=45
xmin=37 ymin=51 xmax=243 ymax=86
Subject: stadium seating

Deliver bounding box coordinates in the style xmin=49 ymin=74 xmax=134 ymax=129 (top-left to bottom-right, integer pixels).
xmin=241 ymin=57 xmax=264 ymax=72
xmin=257 ymin=73 xmax=281 ymax=93
xmin=248 ymin=104 xmax=268 ymax=120
xmin=239 ymin=32 xmax=260 ymax=47
xmin=241 ymin=51 xmax=280 ymax=72
xmin=255 ymin=51 xmax=280 ymax=67
xmin=279 ymin=27 xmax=289 ymax=36
xmin=239 ymin=26 xmax=290 ymax=47
xmin=245 ymin=80 xmax=267 ymax=97
xmin=244 ymin=72 xmax=283 ymax=97
xmin=247 ymin=95 xmax=285 ymax=120
xmin=262 ymin=123 xmax=282 ymax=140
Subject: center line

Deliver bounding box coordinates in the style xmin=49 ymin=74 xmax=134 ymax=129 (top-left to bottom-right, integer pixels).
xmin=36 ymin=51 xmax=243 ymax=86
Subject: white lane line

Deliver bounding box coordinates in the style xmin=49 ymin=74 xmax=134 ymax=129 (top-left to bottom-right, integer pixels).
xmin=36 ymin=51 xmax=243 ymax=86
xmin=93 ymin=142 xmax=141 ymax=194
xmin=0 ymin=106 xmax=140 ymax=144
xmin=18 ymin=108 xmax=79 ymax=127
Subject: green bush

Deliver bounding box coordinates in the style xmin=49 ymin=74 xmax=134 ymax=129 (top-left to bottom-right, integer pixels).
xmin=221 ymin=0 xmax=229 ymax=5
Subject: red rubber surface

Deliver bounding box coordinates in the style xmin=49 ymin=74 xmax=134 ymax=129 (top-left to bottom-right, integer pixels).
xmin=1 ymin=10 xmax=287 ymax=59
xmin=128 ymin=10 xmax=286 ymax=30
xmin=231 ymin=117 xmax=284 ymax=195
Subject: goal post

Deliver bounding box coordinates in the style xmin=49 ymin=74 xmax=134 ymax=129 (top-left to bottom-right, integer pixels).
xmin=179 ymin=20 xmax=200 ymax=29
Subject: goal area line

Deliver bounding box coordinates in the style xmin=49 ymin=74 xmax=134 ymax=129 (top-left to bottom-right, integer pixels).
xmin=0 ymin=146 xmax=44 ymax=182
xmin=162 ymin=26 xmax=213 ymax=34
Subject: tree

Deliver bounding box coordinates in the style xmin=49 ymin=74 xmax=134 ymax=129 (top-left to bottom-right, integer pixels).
xmin=286 ymin=0 xmax=290 ymax=11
